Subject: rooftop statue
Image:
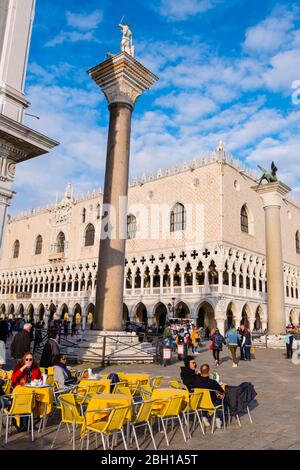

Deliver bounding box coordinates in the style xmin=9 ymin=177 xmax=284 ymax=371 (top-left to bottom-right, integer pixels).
xmin=118 ymin=17 xmax=135 ymax=57
xmin=257 ymin=161 xmax=278 ymax=186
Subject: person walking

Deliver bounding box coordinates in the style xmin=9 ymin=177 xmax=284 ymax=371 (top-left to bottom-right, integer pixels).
xmin=10 ymin=323 xmax=32 ymax=362
xmin=285 ymin=329 xmax=294 ymax=359
xmin=210 ymin=328 xmax=225 ymax=366
xmin=238 ymin=324 xmax=246 ymax=360
xmin=190 ymin=325 xmax=200 ymax=354
xmin=243 ymin=328 xmax=252 ymax=361
xmin=226 ymin=326 xmax=241 ymax=367
xmin=40 ymin=330 xmax=60 ymax=368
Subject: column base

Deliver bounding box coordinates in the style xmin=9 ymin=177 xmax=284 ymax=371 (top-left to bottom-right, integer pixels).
xmin=253 ymin=334 xmax=286 ymax=349
xmin=76 ymin=330 xmax=156 ymax=364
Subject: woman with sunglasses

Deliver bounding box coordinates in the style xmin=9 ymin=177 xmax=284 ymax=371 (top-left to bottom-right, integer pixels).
xmin=11 ymin=352 xmax=42 ymax=388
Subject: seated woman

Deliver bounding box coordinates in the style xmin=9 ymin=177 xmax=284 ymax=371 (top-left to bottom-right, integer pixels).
xmin=53 ymin=354 xmax=77 ymax=389
xmin=11 ymin=352 xmax=42 ymax=388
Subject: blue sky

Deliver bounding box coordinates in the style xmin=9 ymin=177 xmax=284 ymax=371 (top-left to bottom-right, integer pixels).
xmin=12 ymin=0 xmax=300 ymax=212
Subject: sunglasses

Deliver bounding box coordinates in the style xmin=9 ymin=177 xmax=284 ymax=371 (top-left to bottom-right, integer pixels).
xmin=25 ymin=358 xmax=33 ymax=362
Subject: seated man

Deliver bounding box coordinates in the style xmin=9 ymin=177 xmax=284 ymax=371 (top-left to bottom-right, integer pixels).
xmin=180 ymin=356 xmax=225 ymax=428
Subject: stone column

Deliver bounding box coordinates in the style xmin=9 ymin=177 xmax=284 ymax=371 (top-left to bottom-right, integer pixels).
xmin=254 ymin=182 xmax=291 ymax=334
xmin=88 ymin=53 xmax=158 ymax=331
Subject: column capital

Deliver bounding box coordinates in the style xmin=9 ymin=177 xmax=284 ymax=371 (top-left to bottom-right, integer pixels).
xmin=87 ymin=52 xmax=158 ymax=109
xmin=252 ymin=181 xmax=291 ymax=208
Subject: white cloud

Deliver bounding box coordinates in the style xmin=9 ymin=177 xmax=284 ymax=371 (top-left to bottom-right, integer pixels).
xmin=66 ymin=10 xmax=103 ymax=30
xmin=244 ymin=10 xmax=295 ymax=55
xmin=12 ymin=80 xmax=107 ymax=213
xmin=156 ymin=92 xmax=218 ymax=122
xmin=263 ymin=49 xmax=300 ymax=93
xmin=155 ymin=0 xmax=223 ymax=21
xmin=46 ymin=31 xmax=99 ymax=47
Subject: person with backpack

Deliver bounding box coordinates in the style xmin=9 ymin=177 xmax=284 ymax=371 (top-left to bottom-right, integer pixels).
xmin=284 ymin=329 xmax=294 ymax=359
xmin=210 ymin=328 xmax=225 ymax=366
xmin=226 ymin=326 xmax=241 ymax=367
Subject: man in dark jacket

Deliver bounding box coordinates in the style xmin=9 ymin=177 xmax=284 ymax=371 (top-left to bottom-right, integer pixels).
xmin=181 ymin=357 xmax=225 ymax=429
xmin=10 ymin=323 xmax=31 ymax=361
xmin=180 ymin=356 xmax=224 ymax=397
xmin=40 ymin=331 xmax=60 ymax=368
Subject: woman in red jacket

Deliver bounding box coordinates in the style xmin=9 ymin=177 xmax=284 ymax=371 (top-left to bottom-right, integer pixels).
xmin=11 ymin=352 xmax=42 ymax=388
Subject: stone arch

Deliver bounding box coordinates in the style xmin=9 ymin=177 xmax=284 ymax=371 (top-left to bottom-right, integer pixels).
xmin=17 ymin=304 xmax=25 ymax=317
xmin=85 ymin=303 xmax=95 ymax=329
xmin=225 ymin=301 xmax=238 ymax=331
xmin=0 ymin=304 xmax=6 ymax=315
xmin=254 ymin=305 xmax=263 ymax=330
xmin=60 ymin=303 xmax=69 ymax=320
xmin=241 ymin=303 xmax=252 ymax=328
xmin=133 ymin=302 xmax=148 ymax=324
xmin=49 ymin=303 xmax=56 ymax=321
xmin=290 ymin=308 xmax=298 ymax=325
xmin=9 ymin=304 xmax=15 ymax=316
xmin=153 ymin=302 xmax=168 ymax=328
xmin=72 ymin=303 xmax=82 ymax=325
xmin=123 ymin=303 xmax=129 ymax=325
xmin=174 ymin=301 xmax=190 ymax=319
xmin=27 ymin=303 xmax=34 ymax=322
xmin=197 ymin=301 xmax=216 ymax=329
xmin=38 ymin=304 xmax=45 ymax=321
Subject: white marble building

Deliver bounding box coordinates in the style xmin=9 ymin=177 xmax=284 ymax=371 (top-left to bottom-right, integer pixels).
xmin=0 ymin=149 xmax=299 ymax=335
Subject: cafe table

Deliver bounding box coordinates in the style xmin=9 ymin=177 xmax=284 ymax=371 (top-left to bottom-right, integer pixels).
xmin=13 ymin=384 xmax=54 ymax=431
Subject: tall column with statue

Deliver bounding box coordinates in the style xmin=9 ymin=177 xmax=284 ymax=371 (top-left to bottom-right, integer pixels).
xmin=88 ymin=23 xmax=158 ymax=332
xmin=254 ymin=162 xmax=291 ymax=335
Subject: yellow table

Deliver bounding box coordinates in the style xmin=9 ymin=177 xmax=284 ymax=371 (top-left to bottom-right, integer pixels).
xmin=151 ymin=387 xmax=188 ymax=412
xmin=85 ymin=392 xmax=133 ymax=427
xmin=115 ymin=373 xmax=150 ymax=385
xmin=78 ymin=378 xmax=111 ymax=394
xmin=13 ymin=385 xmax=54 ymax=418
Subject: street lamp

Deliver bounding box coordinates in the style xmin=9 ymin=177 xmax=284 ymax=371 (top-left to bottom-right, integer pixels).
xmin=167 ymin=297 xmax=176 ymax=321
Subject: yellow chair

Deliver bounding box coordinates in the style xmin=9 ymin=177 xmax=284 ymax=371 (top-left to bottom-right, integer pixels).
xmin=138 ymin=384 xmax=153 ymax=401
xmin=130 ymin=400 xmax=157 ymax=450
xmin=51 ymin=393 xmax=84 ymax=450
xmin=151 ymin=396 xmax=187 ymax=446
xmin=168 ymin=380 xmax=189 ymax=391
xmin=188 ymin=389 xmax=205 ymax=436
xmin=4 ymin=393 xmax=35 ymax=443
xmin=197 ymin=388 xmax=226 ymax=433
xmin=112 ymin=382 xmax=132 ymax=396
xmin=151 ymin=376 xmax=163 ymax=388
xmin=83 ymin=405 xmax=130 ymax=450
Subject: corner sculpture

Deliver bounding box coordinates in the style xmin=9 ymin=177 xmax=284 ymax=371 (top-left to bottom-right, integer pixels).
xmin=257 ymin=161 xmax=278 ymax=186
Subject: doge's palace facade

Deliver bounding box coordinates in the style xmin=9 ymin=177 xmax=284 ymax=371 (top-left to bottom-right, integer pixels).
xmin=0 ymin=149 xmax=300 ymax=335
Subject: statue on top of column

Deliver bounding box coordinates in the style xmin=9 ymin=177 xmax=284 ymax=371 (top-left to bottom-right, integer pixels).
xmin=118 ymin=17 xmax=135 ymax=57
xmin=257 ymin=161 xmax=278 ymax=186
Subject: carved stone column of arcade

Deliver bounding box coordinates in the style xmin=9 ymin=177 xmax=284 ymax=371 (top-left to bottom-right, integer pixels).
xmin=254 ymin=182 xmax=291 ymax=335
xmin=88 ymin=52 xmax=158 ymax=331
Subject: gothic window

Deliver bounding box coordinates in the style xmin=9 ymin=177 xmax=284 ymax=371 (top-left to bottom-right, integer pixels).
xmin=96 ymin=204 xmax=101 ymax=220
xmin=13 ymin=240 xmax=20 ymax=258
xmin=35 ymin=235 xmax=43 ymax=255
xmin=241 ymin=205 xmax=249 ymax=233
xmin=127 ymin=214 xmax=137 ymax=240
xmin=85 ymin=224 xmax=95 ymax=247
xmin=82 ymin=208 xmax=86 ymax=224
xmin=296 ymin=231 xmax=300 ymax=254
xmin=57 ymin=232 xmax=65 ymax=253
xmin=170 ymin=203 xmax=186 ymax=232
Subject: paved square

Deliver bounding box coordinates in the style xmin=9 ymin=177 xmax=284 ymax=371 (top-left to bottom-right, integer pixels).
xmin=2 ymin=345 xmax=300 ymax=451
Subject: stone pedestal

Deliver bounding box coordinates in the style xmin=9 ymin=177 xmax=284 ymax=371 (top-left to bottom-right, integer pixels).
xmin=87 ymin=52 xmax=158 ymax=331
xmin=253 ymin=181 xmax=291 ymax=335
xmin=77 ymin=330 xmax=156 ymax=364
